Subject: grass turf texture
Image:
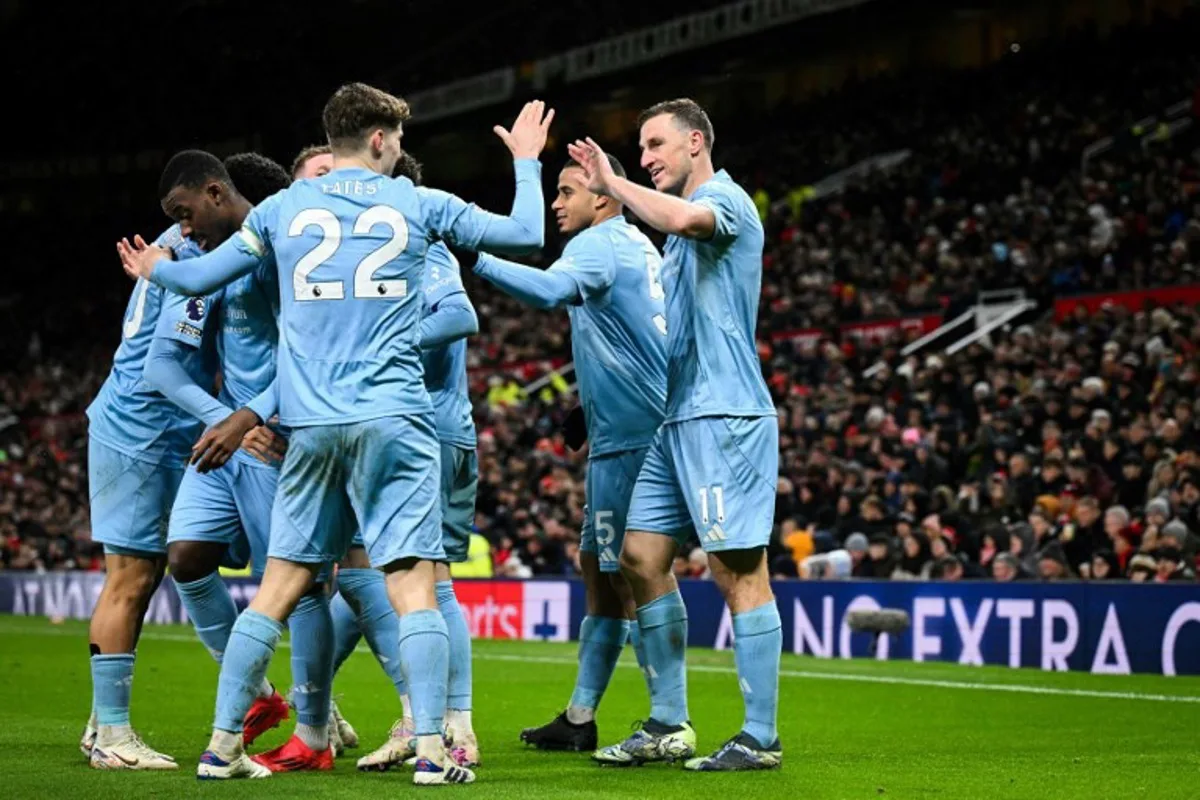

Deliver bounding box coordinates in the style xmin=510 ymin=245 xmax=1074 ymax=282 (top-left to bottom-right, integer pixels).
xmin=0 ymin=615 xmax=1197 ymax=799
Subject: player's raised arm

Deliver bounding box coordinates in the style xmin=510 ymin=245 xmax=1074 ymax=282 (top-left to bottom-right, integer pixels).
xmin=567 ymin=137 xmax=717 ymax=240
xmin=420 ymin=101 xmax=554 ymax=255
xmin=473 ymin=254 xmax=582 ymax=310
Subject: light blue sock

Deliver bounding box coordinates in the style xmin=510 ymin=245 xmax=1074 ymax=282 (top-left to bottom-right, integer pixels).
xmin=91 ymin=654 xmax=135 ymax=726
xmin=330 ymin=590 xmax=363 ymax=675
xmin=569 ymin=615 xmax=629 ymax=711
xmin=398 ymin=608 xmax=449 ymax=736
xmin=338 ymin=568 xmax=405 ymax=694
xmin=214 ymin=610 xmax=283 ymax=732
xmin=288 ymin=593 xmax=335 ymax=728
xmin=628 ymin=621 xmax=653 ymax=697
xmin=175 ymin=572 xmax=237 ymax=663
xmin=436 ymin=580 xmax=472 ymax=710
xmin=733 ymin=601 xmax=782 ymax=747
xmin=636 ymin=590 xmax=689 ymax=726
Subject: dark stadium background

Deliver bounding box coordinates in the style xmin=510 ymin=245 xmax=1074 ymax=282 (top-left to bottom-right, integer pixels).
xmin=3 ymin=0 xmax=1200 ymax=588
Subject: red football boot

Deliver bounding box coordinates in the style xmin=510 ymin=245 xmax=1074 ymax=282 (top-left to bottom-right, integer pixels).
xmin=242 ymin=690 xmax=290 ymax=747
xmin=250 ymin=734 xmax=335 ymax=773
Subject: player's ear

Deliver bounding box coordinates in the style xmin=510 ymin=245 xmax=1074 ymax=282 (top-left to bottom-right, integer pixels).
xmin=206 ymin=181 xmax=225 ymax=204
xmin=368 ymin=128 xmax=385 ymax=157
xmin=689 ymin=129 xmax=704 ymax=158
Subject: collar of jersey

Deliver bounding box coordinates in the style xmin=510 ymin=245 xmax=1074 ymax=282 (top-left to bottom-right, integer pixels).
xmin=324 ymin=166 xmax=379 ymax=178
xmin=687 ymin=168 xmax=732 ymax=199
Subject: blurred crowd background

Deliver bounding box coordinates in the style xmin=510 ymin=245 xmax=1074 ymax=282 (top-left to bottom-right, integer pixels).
xmin=3 ymin=0 xmax=1199 ymax=584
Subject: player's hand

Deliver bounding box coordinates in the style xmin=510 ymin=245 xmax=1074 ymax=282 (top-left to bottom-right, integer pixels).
xmin=117 ymin=235 xmax=172 ymax=281
xmin=241 ymin=424 xmax=287 ymax=465
xmin=494 ymin=100 xmax=555 ymax=160
xmin=566 ymin=137 xmax=617 ymax=196
xmin=192 ymin=407 xmax=262 ymax=474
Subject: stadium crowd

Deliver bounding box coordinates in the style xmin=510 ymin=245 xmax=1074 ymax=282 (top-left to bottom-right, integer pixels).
xmin=3 ymin=14 xmax=1200 ymax=584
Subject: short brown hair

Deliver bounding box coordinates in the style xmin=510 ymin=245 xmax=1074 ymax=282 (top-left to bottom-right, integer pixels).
xmin=322 ymin=83 xmax=410 ymax=152
xmin=291 ymin=144 xmax=331 ymax=178
xmin=637 ymin=98 xmax=715 ymax=152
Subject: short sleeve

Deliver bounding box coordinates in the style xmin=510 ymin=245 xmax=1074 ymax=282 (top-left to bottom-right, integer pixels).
xmin=153 ymin=287 xmax=221 ymax=349
xmin=424 ymin=242 xmax=466 ymax=310
xmin=692 ymin=181 xmax=741 ymax=244
xmin=548 ymin=229 xmax=616 ymax=303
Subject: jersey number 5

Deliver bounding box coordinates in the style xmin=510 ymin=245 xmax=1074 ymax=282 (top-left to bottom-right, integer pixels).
xmin=289 ymin=206 xmax=410 ymax=302
xmin=623 ymin=226 xmax=667 ymax=335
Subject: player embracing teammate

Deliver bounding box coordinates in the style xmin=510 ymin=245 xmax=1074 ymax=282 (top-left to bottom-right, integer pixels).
xmin=95 ymin=84 xmax=780 ymax=784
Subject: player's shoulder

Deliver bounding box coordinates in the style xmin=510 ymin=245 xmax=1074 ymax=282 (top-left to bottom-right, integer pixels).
xmin=565 ymin=222 xmax=615 ymax=256
xmin=694 ymin=171 xmax=754 ymax=207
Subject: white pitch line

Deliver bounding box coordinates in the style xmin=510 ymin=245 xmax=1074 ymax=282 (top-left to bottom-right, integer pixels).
xmin=475 ymin=652 xmax=1200 ymax=704
xmin=10 ymin=623 xmax=1200 ymax=705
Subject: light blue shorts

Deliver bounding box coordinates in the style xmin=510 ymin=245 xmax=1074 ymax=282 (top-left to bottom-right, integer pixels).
xmin=626 ymin=416 xmax=778 ymax=552
xmin=349 ymin=441 xmax=476 ymax=563
xmin=579 ymin=448 xmax=649 ymax=573
xmin=88 ymin=437 xmax=185 ymax=557
xmin=166 ymin=455 xmax=278 ymax=578
xmin=270 ymin=414 xmax=444 ymax=570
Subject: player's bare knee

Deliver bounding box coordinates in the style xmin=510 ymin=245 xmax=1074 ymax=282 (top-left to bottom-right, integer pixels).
xmin=340 ymin=546 xmax=372 ymax=570
xmin=618 ymin=546 xmax=645 ymax=579
xmin=709 ymin=548 xmax=772 ymax=612
xmin=166 ymin=541 xmax=221 ymax=584
xmin=103 ymin=563 xmax=159 ymax=608
xmin=586 ymin=571 xmax=624 ymax=618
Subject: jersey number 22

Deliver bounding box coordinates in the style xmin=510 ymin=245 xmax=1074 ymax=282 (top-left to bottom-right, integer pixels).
xmin=290 ymin=206 xmax=410 ymax=302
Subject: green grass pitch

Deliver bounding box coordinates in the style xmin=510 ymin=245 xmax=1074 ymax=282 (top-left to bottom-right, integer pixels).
xmin=0 ymin=615 xmax=1197 ymax=799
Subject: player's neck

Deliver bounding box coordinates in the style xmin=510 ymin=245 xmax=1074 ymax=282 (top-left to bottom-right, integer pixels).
xmin=681 ymin=159 xmax=715 ymax=198
xmin=591 ymin=208 xmax=621 ymax=227
xmin=231 ymin=194 xmax=253 ymax=220
xmin=332 ymin=154 xmax=382 ymax=174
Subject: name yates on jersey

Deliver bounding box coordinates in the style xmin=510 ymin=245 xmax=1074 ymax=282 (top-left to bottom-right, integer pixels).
xmin=321 ymin=180 xmax=380 ymax=197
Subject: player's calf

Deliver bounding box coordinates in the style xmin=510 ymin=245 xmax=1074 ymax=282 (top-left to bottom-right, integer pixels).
xmin=709 ymin=549 xmax=782 ymax=755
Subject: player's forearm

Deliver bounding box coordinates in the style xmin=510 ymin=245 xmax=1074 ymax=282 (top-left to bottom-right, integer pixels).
xmin=605 ymin=176 xmax=714 ymax=239
xmin=476 ymin=159 xmax=545 ymax=255
xmin=474 ymin=254 xmax=579 ymax=310
xmin=243 ymin=377 xmax=278 ymax=425
xmin=420 ymin=293 xmax=479 ymax=348
xmin=149 ymin=236 xmax=259 ymax=295
xmin=144 ymin=339 xmax=231 ymax=427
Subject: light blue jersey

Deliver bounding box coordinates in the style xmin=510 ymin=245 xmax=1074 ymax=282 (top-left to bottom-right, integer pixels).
xmin=660 ymin=170 xmax=773 ymax=422
xmin=146 ymin=158 xmax=542 ymax=567
xmin=551 ymin=217 xmax=668 ymax=456
xmin=87 ymin=225 xmax=214 ymax=464
xmin=422 ymin=242 xmax=475 ymax=450
xmin=626 ymin=170 xmax=778 ymax=552
xmin=213 ymin=265 xmax=282 ymax=464
xmin=175 ymin=159 xmax=545 ymax=427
